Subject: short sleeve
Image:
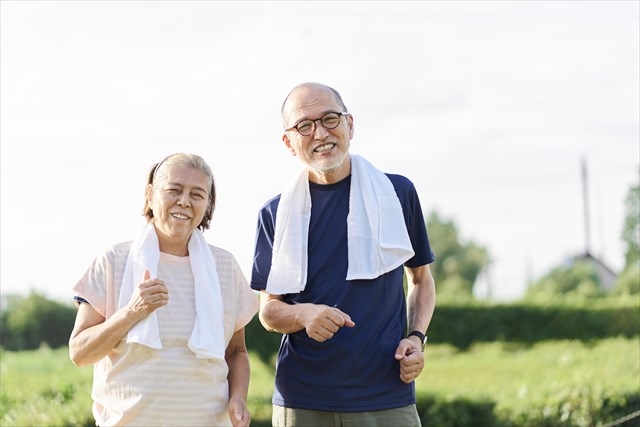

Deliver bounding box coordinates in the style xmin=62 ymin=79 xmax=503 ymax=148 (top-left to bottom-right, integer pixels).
xmin=71 ymin=241 xmax=131 ymax=319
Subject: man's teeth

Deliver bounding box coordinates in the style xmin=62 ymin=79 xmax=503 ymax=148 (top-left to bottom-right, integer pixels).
xmin=172 ymin=213 xmax=189 ymax=220
xmin=314 ymin=143 xmax=334 ymax=153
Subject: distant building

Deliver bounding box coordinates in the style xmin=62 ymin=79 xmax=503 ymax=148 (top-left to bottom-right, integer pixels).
xmin=570 ymin=158 xmax=618 ymax=292
xmin=563 ymin=251 xmax=618 ymax=292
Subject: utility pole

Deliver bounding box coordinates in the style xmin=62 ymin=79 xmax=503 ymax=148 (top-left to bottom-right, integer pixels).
xmin=581 ymin=157 xmax=591 ymax=255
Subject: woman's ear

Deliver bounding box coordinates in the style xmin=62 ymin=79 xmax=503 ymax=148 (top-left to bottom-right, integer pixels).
xmin=145 ymin=184 xmax=154 ymax=207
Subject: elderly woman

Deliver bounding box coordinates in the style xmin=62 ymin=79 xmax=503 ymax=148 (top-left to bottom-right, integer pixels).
xmin=69 ymin=153 xmax=259 ymax=427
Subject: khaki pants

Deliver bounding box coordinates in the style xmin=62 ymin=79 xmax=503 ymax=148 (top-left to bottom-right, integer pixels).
xmin=272 ymin=404 xmax=421 ymax=427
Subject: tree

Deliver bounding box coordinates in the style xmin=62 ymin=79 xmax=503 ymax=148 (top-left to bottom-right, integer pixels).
xmin=611 ymin=182 xmax=640 ymax=296
xmin=524 ymin=259 xmax=604 ymax=301
xmin=621 ymin=183 xmax=639 ymax=270
xmin=426 ymin=211 xmax=490 ymax=300
xmin=610 ymin=262 xmax=640 ymax=296
xmin=523 ymin=182 xmax=640 ymax=301
xmin=1 ymin=292 xmax=77 ymax=350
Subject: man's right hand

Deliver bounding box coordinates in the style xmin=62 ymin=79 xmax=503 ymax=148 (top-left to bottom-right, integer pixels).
xmin=299 ymin=304 xmax=355 ymax=342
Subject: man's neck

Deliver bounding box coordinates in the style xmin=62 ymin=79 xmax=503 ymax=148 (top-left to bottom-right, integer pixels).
xmin=308 ymin=156 xmax=352 ymax=184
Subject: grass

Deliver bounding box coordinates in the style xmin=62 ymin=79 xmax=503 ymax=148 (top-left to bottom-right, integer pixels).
xmin=416 ymin=337 xmax=640 ymax=417
xmin=0 ymin=345 xmax=94 ymax=426
xmin=1 ymin=337 xmax=638 ymax=426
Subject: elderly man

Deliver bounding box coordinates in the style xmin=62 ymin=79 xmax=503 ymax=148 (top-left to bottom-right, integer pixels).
xmin=251 ymin=82 xmax=436 ymax=427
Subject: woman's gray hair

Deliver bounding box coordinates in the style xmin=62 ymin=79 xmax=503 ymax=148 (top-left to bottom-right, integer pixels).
xmin=143 ymin=153 xmax=216 ymax=231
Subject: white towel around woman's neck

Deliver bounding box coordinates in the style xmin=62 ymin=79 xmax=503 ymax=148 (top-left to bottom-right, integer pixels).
xmin=117 ymin=223 xmax=225 ymax=360
xmin=266 ymin=154 xmax=415 ymax=295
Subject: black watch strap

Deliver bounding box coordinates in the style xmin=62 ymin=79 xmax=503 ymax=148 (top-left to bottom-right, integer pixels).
xmin=407 ymin=330 xmax=427 ymax=351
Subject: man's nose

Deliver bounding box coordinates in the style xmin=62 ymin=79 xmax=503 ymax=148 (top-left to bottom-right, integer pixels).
xmin=313 ymin=120 xmax=330 ymax=138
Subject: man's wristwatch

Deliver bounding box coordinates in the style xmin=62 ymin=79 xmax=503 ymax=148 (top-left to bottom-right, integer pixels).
xmin=407 ymin=330 xmax=428 ymax=351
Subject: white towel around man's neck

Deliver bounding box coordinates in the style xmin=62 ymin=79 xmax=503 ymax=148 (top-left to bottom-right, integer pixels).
xmin=266 ymin=154 xmax=415 ymax=295
xmin=117 ymin=223 xmax=225 ymax=360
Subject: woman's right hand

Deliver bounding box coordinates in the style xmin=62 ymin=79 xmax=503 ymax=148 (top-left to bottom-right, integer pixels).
xmin=127 ymin=269 xmax=169 ymax=316
xmin=70 ymin=269 xmax=169 ymax=366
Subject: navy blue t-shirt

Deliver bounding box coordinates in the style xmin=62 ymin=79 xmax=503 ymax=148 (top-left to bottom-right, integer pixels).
xmin=251 ymin=173 xmax=435 ymax=412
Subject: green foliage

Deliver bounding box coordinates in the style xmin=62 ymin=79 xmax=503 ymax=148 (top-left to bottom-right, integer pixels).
xmin=244 ymin=315 xmax=282 ymax=365
xmin=622 ymin=183 xmax=640 ymax=270
xmin=242 ymin=297 xmax=639 ymax=352
xmin=3 ymin=338 xmax=638 ymax=427
xmin=0 ymin=293 xmax=76 ymax=351
xmin=0 ymin=346 xmax=94 ymax=427
xmin=608 ymin=182 xmax=640 ymax=299
xmin=426 ymin=211 xmax=490 ymax=297
xmin=418 ymin=338 xmax=640 ymax=427
xmin=498 ymin=388 xmax=640 ymax=427
xmin=611 ymin=262 xmax=640 ymax=297
xmin=245 ymin=350 xmax=277 ymax=427
xmin=417 ymin=395 xmax=498 ymax=426
xmin=525 ymin=259 xmax=605 ymax=301
xmin=4 ymin=291 xmax=636 ymax=357
xmin=428 ymin=300 xmax=639 ymax=350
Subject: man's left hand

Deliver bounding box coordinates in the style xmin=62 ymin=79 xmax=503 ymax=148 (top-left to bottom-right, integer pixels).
xmin=394 ymin=338 xmax=425 ymax=384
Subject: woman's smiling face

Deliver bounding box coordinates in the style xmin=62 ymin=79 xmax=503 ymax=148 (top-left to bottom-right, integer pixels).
xmin=147 ymin=164 xmax=210 ymax=251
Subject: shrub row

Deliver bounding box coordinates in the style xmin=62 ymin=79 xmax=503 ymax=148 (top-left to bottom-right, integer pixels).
xmin=429 ymin=303 xmax=640 ymax=350
xmin=11 ymin=388 xmax=636 ymax=427
xmin=416 ymin=389 xmax=640 ymax=427
xmin=1 ymin=294 xmax=637 ymax=353
xmin=32 ymin=387 xmax=636 ymax=427
xmin=244 ymin=301 xmax=640 ymax=359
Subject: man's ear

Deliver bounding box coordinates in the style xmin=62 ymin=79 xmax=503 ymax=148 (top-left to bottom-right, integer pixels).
xmin=282 ymin=133 xmax=297 ymax=156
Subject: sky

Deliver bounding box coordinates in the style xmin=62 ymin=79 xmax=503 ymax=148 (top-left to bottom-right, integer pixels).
xmin=1 ymin=1 xmax=638 ymax=303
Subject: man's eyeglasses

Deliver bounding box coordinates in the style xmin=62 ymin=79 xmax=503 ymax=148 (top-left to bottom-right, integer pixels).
xmin=285 ymin=112 xmax=349 ymax=136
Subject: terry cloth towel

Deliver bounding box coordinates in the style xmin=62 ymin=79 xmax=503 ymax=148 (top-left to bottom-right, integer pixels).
xmin=117 ymin=223 xmax=225 ymax=360
xmin=266 ymin=154 xmax=415 ymax=295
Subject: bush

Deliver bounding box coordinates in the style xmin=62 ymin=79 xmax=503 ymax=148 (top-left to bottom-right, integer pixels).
xmin=244 ymin=316 xmax=282 ymax=364
xmin=498 ymin=389 xmax=640 ymax=427
xmin=414 ymin=389 xmax=640 ymax=427
xmin=418 ymin=395 xmax=498 ymax=426
xmin=1 ymin=293 xmax=76 ymax=351
xmin=611 ymin=263 xmax=640 ymax=296
xmin=428 ymin=301 xmax=639 ymax=350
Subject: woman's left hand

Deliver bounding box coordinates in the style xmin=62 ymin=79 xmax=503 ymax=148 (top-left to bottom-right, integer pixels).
xmin=228 ymin=398 xmax=250 ymax=427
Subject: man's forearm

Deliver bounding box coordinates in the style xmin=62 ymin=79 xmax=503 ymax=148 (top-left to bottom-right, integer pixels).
xmin=259 ymin=297 xmax=307 ymax=334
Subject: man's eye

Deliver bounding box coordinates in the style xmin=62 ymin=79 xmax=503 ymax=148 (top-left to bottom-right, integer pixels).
xmin=322 ymin=116 xmax=340 ymax=127
xmin=297 ymin=121 xmax=313 ymax=133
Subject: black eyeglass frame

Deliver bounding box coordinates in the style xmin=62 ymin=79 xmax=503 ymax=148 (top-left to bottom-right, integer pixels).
xmin=284 ymin=112 xmax=350 ymax=136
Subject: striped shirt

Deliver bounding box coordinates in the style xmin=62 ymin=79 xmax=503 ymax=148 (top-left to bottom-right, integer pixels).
xmin=73 ymin=242 xmax=259 ymax=426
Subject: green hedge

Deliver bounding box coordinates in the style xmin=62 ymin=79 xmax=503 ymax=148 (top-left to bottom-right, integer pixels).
xmin=251 ymin=389 xmax=640 ymax=427
xmin=244 ymin=316 xmax=282 ymax=364
xmin=244 ymin=301 xmax=640 ymax=358
xmin=1 ymin=294 xmax=636 ymax=354
xmin=416 ymin=390 xmax=640 ymax=427
xmin=429 ymin=303 xmax=640 ymax=350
